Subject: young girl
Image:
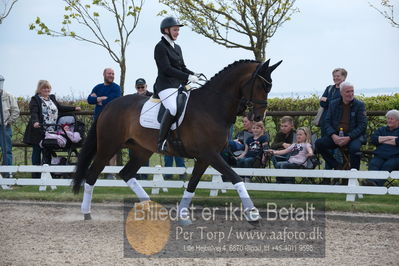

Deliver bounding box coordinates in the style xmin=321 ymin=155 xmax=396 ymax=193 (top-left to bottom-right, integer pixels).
xmin=40 ymin=123 xmax=82 ymax=148
xmin=268 ymin=127 xmax=314 ymax=183
xmin=236 ymin=122 xmax=269 ymax=182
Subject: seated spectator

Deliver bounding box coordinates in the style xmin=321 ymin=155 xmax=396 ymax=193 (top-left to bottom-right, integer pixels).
xmin=364 ymin=110 xmax=399 ymax=186
xmin=229 ymin=115 xmax=254 ymax=154
xmin=270 ymin=116 xmax=295 ymax=167
xmin=315 ymin=82 xmax=367 ymax=172
xmin=236 ymin=122 xmax=269 ymax=182
xmin=268 ymin=127 xmax=314 ymax=184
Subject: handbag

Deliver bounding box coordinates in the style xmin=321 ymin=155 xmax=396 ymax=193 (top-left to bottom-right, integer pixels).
xmin=312 ymin=107 xmax=324 ymax=127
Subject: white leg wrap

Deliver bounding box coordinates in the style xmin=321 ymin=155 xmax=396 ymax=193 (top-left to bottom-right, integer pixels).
xmin=127 ymin=178 xmax=150 ymax=201
xmin=234 ymin=182 xmax=254 ymax=210
xmin=178 ymin=190 xmax=195 ymax=219
xmin=81 ymin=183 xmax=94 ymax=214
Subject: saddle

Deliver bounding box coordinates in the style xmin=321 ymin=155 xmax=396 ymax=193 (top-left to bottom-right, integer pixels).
xmin=139 ymin=90 xmax=190 ymax=157
xmin=139 ymin=90 xmax=190 ymax=130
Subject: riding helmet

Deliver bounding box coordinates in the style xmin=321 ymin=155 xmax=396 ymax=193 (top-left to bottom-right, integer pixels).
xmin=160 ymin=16 xmax=184 ymax=34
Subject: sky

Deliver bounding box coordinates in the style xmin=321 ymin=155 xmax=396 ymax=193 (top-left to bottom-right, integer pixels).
xmin=0 ymin=0 xmax=398 ymax=99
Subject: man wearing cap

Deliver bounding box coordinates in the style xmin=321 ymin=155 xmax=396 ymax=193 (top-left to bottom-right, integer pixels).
xmin=134 ymin=78 xmax=153 ymax=97
xmin=129 ymin=78 xmax=152 ymax=179
xmin=0 ymin=75 xmax=20 ymax=166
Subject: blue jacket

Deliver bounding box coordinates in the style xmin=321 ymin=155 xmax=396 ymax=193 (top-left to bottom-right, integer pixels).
xmin=87 ymin=82 xmax=121 ymax=119
xmin=319 ymin=85 xmax=341 ymax=129
xmin=370 ymin=126 xmax=399 ymax=159
xmin=324 ymin=97 xmax=367 ymax=140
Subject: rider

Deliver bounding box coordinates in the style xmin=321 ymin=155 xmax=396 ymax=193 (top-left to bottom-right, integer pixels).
xmin=154 ymin=16 xmax=199 ymax=153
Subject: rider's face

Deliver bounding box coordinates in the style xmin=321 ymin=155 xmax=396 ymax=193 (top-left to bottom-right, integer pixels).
xmin=166 ymin=26 xmax=180 ymax=40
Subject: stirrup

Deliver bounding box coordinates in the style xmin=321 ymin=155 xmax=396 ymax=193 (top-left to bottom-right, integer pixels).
xmin=244 ymin=207 xmax=261 ymax=222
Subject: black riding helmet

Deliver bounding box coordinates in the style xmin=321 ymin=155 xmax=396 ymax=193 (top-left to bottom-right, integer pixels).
xmin=160 ymin=16 xmax=184 ymax=34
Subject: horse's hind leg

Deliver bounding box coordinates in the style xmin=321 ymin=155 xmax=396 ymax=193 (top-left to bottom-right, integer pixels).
xmin=119 ymin=145 xmax=153 ymax=202
xmin=81 ymin=153 xmax=115 ymax=219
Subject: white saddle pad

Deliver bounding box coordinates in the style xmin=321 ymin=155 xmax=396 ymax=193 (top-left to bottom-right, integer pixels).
xmin=139 ymin=91 xmax=190 ymax=130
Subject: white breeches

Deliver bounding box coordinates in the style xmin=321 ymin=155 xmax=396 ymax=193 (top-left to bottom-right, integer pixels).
xmin=158 ymin=88 xmax=178 ymax=116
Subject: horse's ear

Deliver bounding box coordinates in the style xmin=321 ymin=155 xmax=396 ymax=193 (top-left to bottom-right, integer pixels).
xmin=258 ymin=59 xmax=271 ymax=74
xmin=267 ymin=60 xmax=283 ymax=74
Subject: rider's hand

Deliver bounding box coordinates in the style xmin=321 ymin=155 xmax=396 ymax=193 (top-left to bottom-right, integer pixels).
xmin=188 ymin=74 xmax=199 ymax=83
xmin=33 ymin=122 xmax=40 ymax=128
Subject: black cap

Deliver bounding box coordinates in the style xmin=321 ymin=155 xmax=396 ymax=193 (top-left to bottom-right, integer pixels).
xmin=135 ymin=78 xmax=146 ymax=86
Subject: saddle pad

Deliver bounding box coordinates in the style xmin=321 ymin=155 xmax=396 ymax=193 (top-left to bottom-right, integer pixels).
xmin=139 ymin=91 xmax=190 ymax=130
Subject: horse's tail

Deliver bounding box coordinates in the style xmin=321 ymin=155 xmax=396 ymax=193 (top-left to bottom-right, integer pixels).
xmin=72 ymin=120 xmax=97 ymax=194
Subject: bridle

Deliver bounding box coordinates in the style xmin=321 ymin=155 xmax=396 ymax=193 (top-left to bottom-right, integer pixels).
xmin=238 ymin=62 xmax=272 ymax=118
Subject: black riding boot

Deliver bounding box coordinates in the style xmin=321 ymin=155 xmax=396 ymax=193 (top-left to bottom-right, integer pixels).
xmin=157 ymin=110 xmax=175 ymax=153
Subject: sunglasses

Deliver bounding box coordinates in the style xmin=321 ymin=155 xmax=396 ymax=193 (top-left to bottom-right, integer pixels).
xmin=136 ymin=86 xmax=145 ymax=89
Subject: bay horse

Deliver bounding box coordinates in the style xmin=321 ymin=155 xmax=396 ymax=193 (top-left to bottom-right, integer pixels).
xmin=72 ymin=59 xmax=282 ymax=223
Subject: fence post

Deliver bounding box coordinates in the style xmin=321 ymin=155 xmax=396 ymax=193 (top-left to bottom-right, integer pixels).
xmin=210 ymin=175 xmax=224 ymax=196
xmin=151 ymin=165 xmax=168 ymax=195
xmin=38 ymin=164 xmax=57 ymax=191
xmin=346 ymin=169 xmax=360 ymax=201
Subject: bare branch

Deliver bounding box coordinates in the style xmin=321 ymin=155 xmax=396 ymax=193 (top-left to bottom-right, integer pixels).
xmin=29 ymin=0 xmax=145 ymax=94
xmin=0 ymin=0 xmax=18 ymax=24
xmin=160 ymin=0 xmax=298 ymax=61
xmin=369 ymin=0 xmax=399 ymax=28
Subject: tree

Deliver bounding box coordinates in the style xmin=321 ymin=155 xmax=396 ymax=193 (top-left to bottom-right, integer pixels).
xmin=159 ymin=0 xmax=298 ymax=61
xmin=29 ymin=0 xmax=145 ymax=94
xmin=0 ymin=0 xmax=18 ymax=24
xmin=370 ymin=0 xmax=399 ymax=28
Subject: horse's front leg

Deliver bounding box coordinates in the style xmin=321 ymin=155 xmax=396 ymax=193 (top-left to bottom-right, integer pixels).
xmin=178 ymin=159 xmax=209 ymax=226
xmin=208 ymin=153 xmax=261 ymax=223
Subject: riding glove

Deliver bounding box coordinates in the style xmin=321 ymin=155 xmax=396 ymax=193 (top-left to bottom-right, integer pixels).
xmin=188 ymin=74 xmax=199 ymax=83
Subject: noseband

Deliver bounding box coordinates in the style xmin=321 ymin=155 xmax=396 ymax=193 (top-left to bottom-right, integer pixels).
xmin=239 ymin=62 xmax=271 ymax=118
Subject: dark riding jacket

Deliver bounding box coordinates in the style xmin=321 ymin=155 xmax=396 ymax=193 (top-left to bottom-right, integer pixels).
xmin=153 ymin=37 xmax=193 ymax=98
xmin=324 ymin=97 xmax=367 ymax=140
xmin=23 ymin=94 xmax=76 ymax=145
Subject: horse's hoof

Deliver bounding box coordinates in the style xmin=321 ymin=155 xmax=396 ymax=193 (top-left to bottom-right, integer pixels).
xmin=244 ymin=207 xmax=262 ymax=223
xmin=84 ymin=213 xmax=92 ymax=220
xmin=178 ymin=219 xmax=193 ymax=226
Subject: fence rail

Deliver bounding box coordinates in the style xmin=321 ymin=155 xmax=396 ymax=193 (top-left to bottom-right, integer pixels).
xmin=0 ymin=165 xmax=397 ymax=202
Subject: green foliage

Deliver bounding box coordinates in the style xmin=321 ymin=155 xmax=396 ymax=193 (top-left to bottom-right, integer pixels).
xmin=159 ymin=0 xmax=299 ymax=61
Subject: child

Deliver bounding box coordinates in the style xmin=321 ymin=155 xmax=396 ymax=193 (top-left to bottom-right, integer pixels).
xmin=40 ymin=123 xmax=82 ymax=148
xmin=236 ymin=121 xmax=269 ymax=182
xmin=268 ymin=127 xmax=313 ymax=183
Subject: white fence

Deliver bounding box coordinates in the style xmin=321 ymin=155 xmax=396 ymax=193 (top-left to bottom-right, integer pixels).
xmin=0 ymin=165 xmax=398 ymax=202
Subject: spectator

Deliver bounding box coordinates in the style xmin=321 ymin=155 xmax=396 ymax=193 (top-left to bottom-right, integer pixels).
xmin=229 ymin=115 xmax=254 ymax=154
xmin=134 ymin=78 xmax=153 ymax=97
xmin=164 ymin=155 xmax=186 ymax=180
xmin=23 ymin=80 xmax=80 ymax=176
xmin=236 ymin=122 xmax=269 ymax=182
xmin=315 ymin=82 xmax=367 ymax=173
xmin=318 ymin=68 xmax=347 ymax=175
xmin=0 ymin=75 xmax=20 ymax=167
xmin=268 ymin=127 xmax=314 ymax=184
xmin=364 ymin=110 xmax=399 ymax=186
xmin=270 ymin=116 xmax=295 ymax=167
xmin=319 ymin=68 xmax=347 ymax=136
xmin=87 ymin=68 xmax=121 ymax=179
xmin=129 ymin=78 xmax=152 ymax=179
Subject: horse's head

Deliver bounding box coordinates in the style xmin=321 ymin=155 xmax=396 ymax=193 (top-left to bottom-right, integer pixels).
xmin=239 ymin=59 xmax=282 ymax=121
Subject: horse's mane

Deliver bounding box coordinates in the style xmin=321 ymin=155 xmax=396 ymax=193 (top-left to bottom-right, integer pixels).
xmin=201 ymin=59 xmax=260 ymax=89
